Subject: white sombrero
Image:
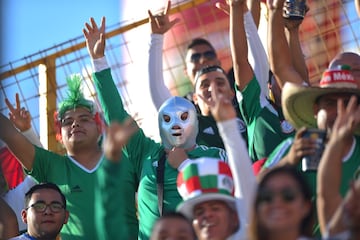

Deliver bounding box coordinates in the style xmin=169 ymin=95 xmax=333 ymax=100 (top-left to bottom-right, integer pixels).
xmin=282 ymin=67 xmax=360 ymax=134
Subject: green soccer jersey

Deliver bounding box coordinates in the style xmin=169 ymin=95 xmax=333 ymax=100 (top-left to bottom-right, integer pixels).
xmin=238 ymin=77 xmax=295 ymax=162
xmin=26 ymin=138 xmax=136 ymax=239
xmin=265 ymin=136 xmax=360 ymax=197
xmin=197 ymin=114 xmax=247 ymax=149
xmin=93 ymin=68 xmax=227 ymax=240
xmin=95 ymin=155 xmax=129 ymax=239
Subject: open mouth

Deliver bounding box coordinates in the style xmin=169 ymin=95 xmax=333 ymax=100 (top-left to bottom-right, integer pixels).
xmin=172 ymin=133 xmax=182 ymax=136
xmin=202 ymin=221 xmax=215 ymax=228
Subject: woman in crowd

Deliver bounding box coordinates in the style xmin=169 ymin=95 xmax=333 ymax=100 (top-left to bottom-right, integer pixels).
xmin=248 ymin=165 xmax=315 ymax=240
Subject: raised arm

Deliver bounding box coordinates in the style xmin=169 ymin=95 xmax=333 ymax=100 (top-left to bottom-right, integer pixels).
xmin=216 ymin=1 xmax=269 ymax=94
xmin=147 ymin=1 xmax=179 ymax=109
xmin=223 ymin=1 xmax=258 ymax=215
xmin=317 ymin=96 xmax=360 ymax=234
xmin=244 ymin=5 xmax=270 ymax=96
xmin=95 ymin=119 xmax=138 ymax=240
xmin=5 ymin=93 xmax=42 ymax=147
xmin=326 ymin=179 xmax=360 ymax=239
xmin=247 ymin=0 xmax=261 ymax=28
xmin=0 ymin=198 xmax=18 ymax=239
xmin=230 ymin=0 xmax=256 ymax=91
xmin=83 ymin=17 xmax=129 ymax=123
xmin=0 ymin=113 xmax=35 ymax=170
xmin=267 ymin=0 xmax=305 ymax=87
xmin=284 ymin=13 xmax=309 ymax=84
xmin=102 ymin=118 xmax=139 ymax=162
xmin=198 ymin=67 xmax=256 ymax=236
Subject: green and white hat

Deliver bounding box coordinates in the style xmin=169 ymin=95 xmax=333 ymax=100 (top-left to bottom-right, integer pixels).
xmin=176 ymin=157 xmax=236 ymax=219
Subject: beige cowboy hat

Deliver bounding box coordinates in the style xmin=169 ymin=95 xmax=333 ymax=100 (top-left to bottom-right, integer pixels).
xmin=282 ymin=67 xmax=360 ymax=134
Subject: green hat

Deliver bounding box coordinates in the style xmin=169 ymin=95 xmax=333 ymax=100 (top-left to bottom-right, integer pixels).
xmin=57 ymin=74 xmax=95 ymax=120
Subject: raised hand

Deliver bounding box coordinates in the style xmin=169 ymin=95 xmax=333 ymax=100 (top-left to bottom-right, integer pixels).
xmin=148 ymin=0 xmax=180 ymax=35
xmin=215 ymin=0 xmax=247 ymax=15
xmin=267 ymin=0 xmax=285 ymax=10
xmin=83 ymin=17 xmax=106 ymax=59
xmin=215 ymin=1 xmax=230 ymax=15
xmin=167 ymin=147 xmax=188 ymax=169
xmin=284 ymin=4 xmax=309 ymax=30
xmin=283 ymin=127 xmax=316 ymax=165
xmin=102 ymin=117 xmax=138 ymax=162
xmin=329 ymin=96 xmax=360 ymax=143
xmin=5 ymin=93 xmax=31 ymax=132
xmin=197 ymin=80 xmax=236 ymax=123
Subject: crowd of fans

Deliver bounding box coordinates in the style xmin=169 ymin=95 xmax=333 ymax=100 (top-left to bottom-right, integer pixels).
xmin=1 ymin=0 xmax=360 ymax=239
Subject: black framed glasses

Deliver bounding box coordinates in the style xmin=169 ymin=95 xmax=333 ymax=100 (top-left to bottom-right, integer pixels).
xmin=190 ymin=51 xmax=216 ymax=63
xmin=258 ymin=187 xmax=300 ymax=204
xmin=26 ymin=202 xmax=64 ymax=213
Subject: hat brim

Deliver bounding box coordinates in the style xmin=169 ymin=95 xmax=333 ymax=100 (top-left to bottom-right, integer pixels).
xmin=176 ymin=193 xmax=236 ymax=220
xmin=282 ymin=83 xmax=360 ymax=135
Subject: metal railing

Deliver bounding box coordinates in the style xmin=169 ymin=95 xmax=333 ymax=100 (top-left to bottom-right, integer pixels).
xmin=1 ymin=0 xmax=359 ymax=153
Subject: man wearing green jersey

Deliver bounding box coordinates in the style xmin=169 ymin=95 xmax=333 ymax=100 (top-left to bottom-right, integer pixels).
xmin=84 ymin=17 xmax=228 ymax=240
xmin=0 ymin=75 xmax=130 ymax=239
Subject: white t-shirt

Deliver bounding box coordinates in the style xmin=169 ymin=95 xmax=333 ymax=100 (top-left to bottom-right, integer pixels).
xmin=2 ymin=175 xmax=37 ymax=232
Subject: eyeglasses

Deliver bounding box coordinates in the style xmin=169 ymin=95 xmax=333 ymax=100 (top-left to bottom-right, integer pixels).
xmin=60 ymin=115 xmax=94 ymax=127
xmin=190 ymin=51 xmax=216 ymax=63
xmin=26 ymin=202 xmax=65 ymax=213
xmin=258 ymin=187 xmax=300 ymax=204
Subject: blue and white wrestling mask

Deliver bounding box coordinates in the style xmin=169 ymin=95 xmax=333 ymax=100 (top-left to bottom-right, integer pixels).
xmin=158 ymin=96 xmax=199 ymax=150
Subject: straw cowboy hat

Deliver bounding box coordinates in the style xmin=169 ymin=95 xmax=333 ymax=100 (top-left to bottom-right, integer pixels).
xmin=282 ymin=66 xmax=360 ymax=133
xmin=176 ymin=157 xmax=237 ymax=219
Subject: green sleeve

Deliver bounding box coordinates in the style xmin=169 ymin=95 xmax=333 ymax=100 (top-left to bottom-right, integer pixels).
xmin=92 ymin=68 xmax=129 ymax=123
xmin=95 ymin=154 xmax=128 ymax=239
xmin=92 ymin=68 xmax=162 ymax=174
xmin=237 ymin=76 xmax=261 ymax=125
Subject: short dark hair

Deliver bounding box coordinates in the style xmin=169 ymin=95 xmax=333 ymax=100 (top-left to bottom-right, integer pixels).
xmin=161 ymin=211 xmax=191 ymax=221
xmin=25 ymin=182 xmax=66 ymax=209
xmin=152 ymin=211 xmax=196 ymax=239
xmin=194 ymin=65 xmax=227 ymax=89
xmin=187 ymin=38 xmax=216 ymax=52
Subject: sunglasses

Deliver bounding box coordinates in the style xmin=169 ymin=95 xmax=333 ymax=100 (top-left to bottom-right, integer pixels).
xmin=258 ymin=187 xmax=300 ymax=204
xmin=190 ymin=51 xmax=217 ymax=63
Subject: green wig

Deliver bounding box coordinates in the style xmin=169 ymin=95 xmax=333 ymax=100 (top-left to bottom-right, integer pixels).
xmin=57 ymin=74 xmax=95 ymax=120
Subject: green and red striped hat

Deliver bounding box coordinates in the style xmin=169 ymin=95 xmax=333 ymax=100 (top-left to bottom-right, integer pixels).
xmin=176 ymin=157 xmax=236 ymax=219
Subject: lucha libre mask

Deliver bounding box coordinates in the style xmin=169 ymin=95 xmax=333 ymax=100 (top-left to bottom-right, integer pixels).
xmin=158 ymin=96 xmax=199 ymax=150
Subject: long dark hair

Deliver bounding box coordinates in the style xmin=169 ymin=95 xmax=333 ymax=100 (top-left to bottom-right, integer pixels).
xmin=248 ymin=165 xmax=315 ymax=240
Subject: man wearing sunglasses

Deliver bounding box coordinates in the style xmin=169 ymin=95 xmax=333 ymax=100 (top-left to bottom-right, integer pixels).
xmin=146 ymin=1 xmax=270 ymax=150
xmin=9 ymin=183 xmax=69 ymax=240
